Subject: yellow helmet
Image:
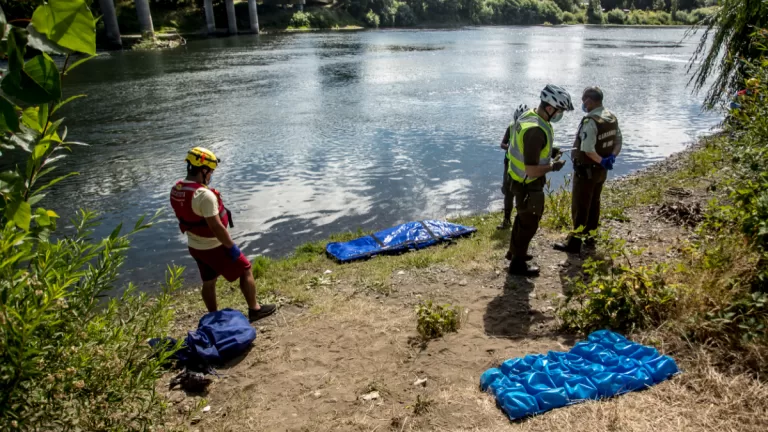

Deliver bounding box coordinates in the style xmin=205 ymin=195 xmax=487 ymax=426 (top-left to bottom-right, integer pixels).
xmin=746 ymin=78 xmax=760 ymax=88
xmin=185 ymin=147 xmax=220 ymax=170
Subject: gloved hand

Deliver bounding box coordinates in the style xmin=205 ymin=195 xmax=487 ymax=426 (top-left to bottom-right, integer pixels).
xmin=552 ymin=159 xmax=566 ymax=172
xmin=600 ymin=154 xmax=616 ymax=170
xmin=513 ymin=104 xmax=529 ymax=121
xmin=225 ymin=244 xmax=242 ymax=261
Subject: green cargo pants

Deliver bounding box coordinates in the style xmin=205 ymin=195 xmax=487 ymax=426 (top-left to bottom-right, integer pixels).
xmin=572 ymin=165 xmax=608 ymax=238
xmin=507 ymin=176 xmax=546 ymax=258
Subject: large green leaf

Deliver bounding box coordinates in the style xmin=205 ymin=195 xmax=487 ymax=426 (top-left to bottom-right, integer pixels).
xmin=6 ymin=27 xmax=27 ymax=74
xmin=35 ymin=207 xmax=51 ymax=227
xmin=6 ymin=200 xmax=32 ymax=231
xmin=30 ymin=0 xmax=96 ymax=56
xmin=2 ymin=54 xmax=62 ymax=105
xmin=24 ymin=54 xmax=62 ymax=101
xmin=0 ymin=96 xmax=19 ymax=133
xmin=26 ymin=23 xmax=72 ymax=56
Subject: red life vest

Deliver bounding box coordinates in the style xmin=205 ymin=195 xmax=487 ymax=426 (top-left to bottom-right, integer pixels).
xmin=170 ymin=180 xmax=232 ymax=238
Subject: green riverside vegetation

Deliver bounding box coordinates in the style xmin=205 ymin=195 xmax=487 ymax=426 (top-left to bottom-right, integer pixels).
xmin=0 ymin=0 xmax=718 ymax=35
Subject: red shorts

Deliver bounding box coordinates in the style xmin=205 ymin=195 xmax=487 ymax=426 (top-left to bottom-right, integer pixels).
xmin=188 ymin=246 xmax=252 ymax=283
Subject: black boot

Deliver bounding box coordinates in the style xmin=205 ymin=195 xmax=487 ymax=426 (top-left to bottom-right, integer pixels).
xmin=505 ymin=251 xmax=533 ymax=261
xmin=584 ymin=238 xmax=597 ymax=250
xmin=553 ymin=237 xmax=582 ymax=254
xmin=508 ymin=257 xmax=540 ymax=277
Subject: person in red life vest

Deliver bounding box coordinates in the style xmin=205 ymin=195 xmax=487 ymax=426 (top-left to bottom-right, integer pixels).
xmin=170 ymin=147 xmax=276 ymax=322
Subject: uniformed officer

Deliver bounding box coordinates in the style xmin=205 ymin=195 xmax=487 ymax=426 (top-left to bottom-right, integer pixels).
xmin=554 ymin=87 xmax=623 ymax=254
xmin=505 ymin=85 xmax=574 ymax=277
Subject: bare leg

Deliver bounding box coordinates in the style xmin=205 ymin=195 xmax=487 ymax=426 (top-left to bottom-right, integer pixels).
xmin=202 ymin=279 xmax=218 ymax=312
xmin=239 ymin=270 xmax=260 ymax=310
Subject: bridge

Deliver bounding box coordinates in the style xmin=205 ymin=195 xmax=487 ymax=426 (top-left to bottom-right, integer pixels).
xmin=97 ymin=0 xmax=331 ymax=50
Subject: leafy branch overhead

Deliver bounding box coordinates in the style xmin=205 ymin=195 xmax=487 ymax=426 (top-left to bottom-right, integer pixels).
xmin=0 ymin=0 xmax=96 ymax=234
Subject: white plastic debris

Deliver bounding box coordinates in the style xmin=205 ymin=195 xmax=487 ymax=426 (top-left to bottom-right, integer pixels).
xmin=360 ymin=391 xmax=380 ymax=401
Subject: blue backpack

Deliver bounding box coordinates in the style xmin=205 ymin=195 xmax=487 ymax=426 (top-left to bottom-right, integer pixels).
xmin=150 ymin=308 xmax=256 ymax=371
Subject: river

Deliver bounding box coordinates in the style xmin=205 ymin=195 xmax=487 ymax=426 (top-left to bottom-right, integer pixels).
xmin=55 ymin=25 xmax=720 ymax=288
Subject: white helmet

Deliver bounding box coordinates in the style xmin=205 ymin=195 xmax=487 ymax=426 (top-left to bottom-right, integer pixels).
xmin=540 ymin=84 xmax=574 ymax=111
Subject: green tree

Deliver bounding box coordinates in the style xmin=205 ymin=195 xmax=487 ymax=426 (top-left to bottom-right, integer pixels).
xmin=554 ymin=0 xmax=577 ymax=13
xmin=688 ymin=0 xmax=768 ymax=107
xmin=587 ymin=0 xmax=604 ymax=23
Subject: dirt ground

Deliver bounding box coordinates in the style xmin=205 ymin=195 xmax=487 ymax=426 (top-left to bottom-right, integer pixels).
xmin=162 ymin=181 xmax=768 ymax=431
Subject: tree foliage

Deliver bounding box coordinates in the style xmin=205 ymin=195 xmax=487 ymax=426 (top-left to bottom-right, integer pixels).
xmin=688 ymin=0 xmax=768 ymax=107
xmin=0 ymin=1 xmax=181 ymax=429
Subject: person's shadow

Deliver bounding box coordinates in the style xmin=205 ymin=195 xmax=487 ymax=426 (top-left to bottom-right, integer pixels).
xmin=483 ymin=272 xmax=542 ymax=339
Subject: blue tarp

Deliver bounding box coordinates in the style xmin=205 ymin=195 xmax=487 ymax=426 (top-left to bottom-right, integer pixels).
xmin=326 ymin=220 xmax=476 ymax=263
xmin=480 ymin=330 xmax=679 ymax=421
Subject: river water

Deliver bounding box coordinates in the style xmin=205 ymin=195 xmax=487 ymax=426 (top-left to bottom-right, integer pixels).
xmin=56 ymin=25 xmax=719 ymax=287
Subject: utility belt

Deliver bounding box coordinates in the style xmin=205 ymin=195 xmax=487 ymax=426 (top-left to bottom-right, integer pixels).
xmin=574 ymin=163 xmax=605 ymax=180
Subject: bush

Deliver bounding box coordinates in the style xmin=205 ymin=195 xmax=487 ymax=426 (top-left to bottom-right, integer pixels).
xmin=538 ymin=0 xmax=564 ymax=24
xmin=562 ymin=11 xmax=577 ymax=23
xmin=673 ymin=10 xmax=692 ymax=24
xmin=558 ymin=239 xmax=678 ymax=334
xmin=416 ymin=301 xmax=461 ymax=340
xmin=364 ymin=9 xmax=380 ymax=27
xmin=289 ymin=11 xmax=312 ymax=28
xmin=0 ymin=1 xmax=181 ymax=429
xmin=606 ymin=8 xmax=626 ymax=24
xmin=690 ymin=6 xmax=716 ymax=23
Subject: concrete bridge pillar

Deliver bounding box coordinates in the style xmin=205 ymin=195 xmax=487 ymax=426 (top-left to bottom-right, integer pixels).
xmin=135 ymin=0 xmax=154 ymax=36
xmin=98 ymin=0 xmax=122 ymax=49
xmin=248 ymin=0 xmax=260 ymax=33
xmin=225 ymin=0 xmax=238 ymax=34
xmin=204 ymin=0 xmax=216 ymax=34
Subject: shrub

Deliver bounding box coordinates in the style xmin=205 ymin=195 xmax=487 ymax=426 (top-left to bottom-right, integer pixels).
xmin=364 ymin=9 xmax=380 ymax=27
xmin=0 ymin=1 xmax=181 ymax=429
xmin=289 ymin=11 xmax=312 ymax=28
xmin=562 ymin=11 xmax=577 ymax=23
xmin=689 ymin=6 xmax=716 ymax=23
xmin=538 ymin=0 xmax=564 ymax=24
xmin=606 ymin=8 xmax=627 ymax=24
xmin=558 ymin=244 xmax=678 ymax=334
xmin=673 ymin=10 xmax=692 ymax=24
xmin=416 ymin=301 xmax=461 ymax=340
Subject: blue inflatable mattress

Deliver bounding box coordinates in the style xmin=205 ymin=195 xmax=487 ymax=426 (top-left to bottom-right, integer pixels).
xmin=480 ymin=330 xmax=679 ymax=421
xmin=326 ymin=220 xmax=476 ymax=263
